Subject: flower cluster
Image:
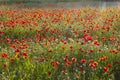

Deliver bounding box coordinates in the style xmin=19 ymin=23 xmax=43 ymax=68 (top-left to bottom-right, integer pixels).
xmin=0 ymin=6 xmax=120 ymax=80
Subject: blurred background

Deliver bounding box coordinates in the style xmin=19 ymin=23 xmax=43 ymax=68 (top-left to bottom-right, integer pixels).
xmin=0 ymin=0 xmax=120 ymax=9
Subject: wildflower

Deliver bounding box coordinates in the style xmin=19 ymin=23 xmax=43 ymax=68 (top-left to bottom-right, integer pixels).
xmin=48 ymin=49 xmax=53 ymax=53
xmin=2 ymin=53 xmax=8 ymax=59
xmin=41 ymin=58 xmax=45 ymax=62
xmin=84 ymin=30 xmax=89 ymax=33
xmin=22 ymin=52 xmax=27 ymax=57
xmin=101 ymin=37 xmax=106 ymax=41
xmin=14 ymin=39 xmax=20 ymax=44
xmin=66 ymin=61 xmax=72 ymax=66
xmin=65 ymin=54 xmax=69 ymax=62
xmin=48 ymin=71 xmax=52 ymax=75
xmin=72 ymin=57 xmax=77 ymax=62
xmin=89 ymin=63 xmax=95 ymax=68
xmin=100 ymin=56 xmax=108 ymax=61
xmin=79 ymin=48 xmax=84 ymax=52
xmin=10 ymin=58 xmax=14 ymax=64
xmin=89 ymin=59 xmax=94 ymax=63
xmin=93 ymin=40 xmax=100 ymax=46
xmin=56 ymin=61 xmax=60 ymax=65
xmin=93 ymin=61 xmax=98 ymax=66
xmin=83 ymin=34 xmax=92 ymax=42
xmin=103 ymin=67 xmax=109 ymax=72
xmin=75 ymin=31 xmax=78 ymax=37
xmin=69 ymin=26 xmax=72 ymax=29
xmin=64 ymin=41 xmax=67 ymax=44
xmin=52 ymin=61 xmax=60 ymax=67
xmin=70 ymin=45 xmax=73 ymax=49
xmin=108 ymin=37 xmax=115 ymax=41
xmin=10 ymin=58 xmax=14 ymax=62
xmin=15 ymin=48 xmax=20 ymax=53
xmin=9 ymin=44 xmax=16 ymax=48
xmin=87 ymin=50 xmax=93 ymax=54
xmin=80 ymin=67 xmax=85 ymax=71
xmin=21 ymin=20 xmax=27 ymax=25
xmin=33 ymin=22 xmax=38 ymax=26
xmin=108 ymin=64 xmax=112 ymax=68
xmin=109 ymin=49 xmax=118 ymax=54
xmin=19 ymin=46 xmax=24 ymax=49
xmin=6 ymin=38 xmax=11 ymax=43
xmin=80 ymin=59 xmax=87 ymax=63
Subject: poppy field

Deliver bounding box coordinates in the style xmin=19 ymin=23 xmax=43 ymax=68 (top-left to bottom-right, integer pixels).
xmin=0 ymin=6 xmax=120 ymax=80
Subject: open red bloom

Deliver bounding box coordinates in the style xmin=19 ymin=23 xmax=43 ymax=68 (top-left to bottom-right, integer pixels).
xmin=103 ymin=67 xmax=109 ymax=72
xmin=52 ymin=61 xmax=60 ymax=67
xmin=89 ymin=63 xmax=95 ymax=68
xmin=66 ymin=61 xmax=72 ymax=66
xmin=109 ymin=49 xmax=118 ymax=54
xmin=100 ymin=56 xmax=108 ymax=61
xmin=93 ymin=40 xmax=100 ymax=46
xmin=108 ymin=64 xmax=112 ymax=68
xmin=2 ymin=53 xmax=8 ymax=59
xmin=22 ymin=52 xmax=27 ymax=57
xmin=72 ymin=57 xmax=77 ymax=62
xmin=6 ymin=38 xmax=11 ymax=43
xmin=15 ymin=48 xmax=20 ymax=53
xmin=83 ymin=34 xmax=92 ymax=42
xmin=80 ymin=59 xmax=87 ymax=63
xmin=89 ymin=59 xmax=94 ymax=63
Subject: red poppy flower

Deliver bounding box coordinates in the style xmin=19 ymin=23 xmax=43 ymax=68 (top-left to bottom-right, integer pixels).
xmin=93 ymin=40 xmax=100 ymax=46
xmin=2 ymin=53 xmax=8 ymax=59
xmin=6 ymin=38 xmax=11 ymax=43
xmin=89 ymin=63 xmax=95 ymax=68
xmin=108 ymin=64 xmax=112 ymax=68
xmin=72 ymin=57 xmax=77 ymax=62
xmin=103 ymin=67 xmax=109 ymax=72
xmin=83 ymin=34 xmax=92 ymax=42
xmin=80 ymin=59 xmax=87 ymax=63
xmin=66 ymin=61 xmax=72 ymax=66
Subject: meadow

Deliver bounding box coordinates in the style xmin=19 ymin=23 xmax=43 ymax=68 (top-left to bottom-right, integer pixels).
xmin=0 ymin=6 xmax=120 ymax=80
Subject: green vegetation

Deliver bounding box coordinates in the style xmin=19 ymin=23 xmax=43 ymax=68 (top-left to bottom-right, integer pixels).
xmin=0 ymin=6 xmax=120 ymax=80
